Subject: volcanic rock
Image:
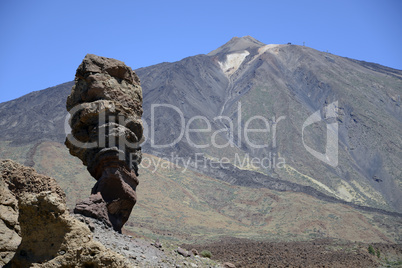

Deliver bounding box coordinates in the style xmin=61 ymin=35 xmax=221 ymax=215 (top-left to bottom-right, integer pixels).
xmin=191 ymin=248 xmax=199 ymax=256
xmin=223 ymin=262 xmax=236 ymax=268
xmin=177 ymin=247 xmax=190 ymax=257
xmin=0 ymin=159 xmax=66 ymax=266
xmin=0 ymin=159 xmax=130 ymax=267
xmin=0 ymin=175 xmax=20 ymax=266
xmin=73 ymin=192 xmax=110 ymax=227
xmin=65 ymin=54 xmax=143 ymax=232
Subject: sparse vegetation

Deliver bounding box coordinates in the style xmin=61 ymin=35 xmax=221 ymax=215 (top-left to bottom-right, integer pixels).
xmin=368 ymin=245 xmax=375 ymax=255
xmin=376 ymin=248 xmax=380 ymax=258
xmin=201 ymin=250 xmax=212 ymax=258
xmin=385 ymin=258 xmax=402 ymax=266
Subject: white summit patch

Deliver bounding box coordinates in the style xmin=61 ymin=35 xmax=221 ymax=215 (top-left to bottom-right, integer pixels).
xmin=258 ymin=44 xmax=280 ymax=54
xmin=219 ymin=50 xmax=250 ymax=77
xmin=248 ymin=44 xmax=281 ymax=62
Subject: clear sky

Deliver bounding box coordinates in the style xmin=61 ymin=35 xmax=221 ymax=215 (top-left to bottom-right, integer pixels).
xmin=0 ymin=0 xmax=401 ymax=103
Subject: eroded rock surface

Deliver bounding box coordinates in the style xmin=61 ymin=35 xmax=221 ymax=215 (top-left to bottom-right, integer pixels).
xmin=0 ymin=175 xmax=20 ymax=266
xmin=0 ymin=159 xmax=65 ymax=266
xmin=65 ymin=54 xmax=143 ymax=232
xmin=0 ymin=159 xmax=131 ymax=267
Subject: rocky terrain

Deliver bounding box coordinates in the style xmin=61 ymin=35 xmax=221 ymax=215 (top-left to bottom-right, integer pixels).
xmin=0 ymin=159 xmax=222 ymax=267
xmin=81 ymin=215 xmax=222 ymax=267
xmin=183 ymin=237 xmax=402 ymax=267
xmin=1 ymin=158 xmax=400 ymax=267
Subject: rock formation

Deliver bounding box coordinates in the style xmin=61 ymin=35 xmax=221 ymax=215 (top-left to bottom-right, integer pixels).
xmin=0 ymin=159 xmax=131 ymax=267
xmin=65 ymin=54 xmax=143 ymax=232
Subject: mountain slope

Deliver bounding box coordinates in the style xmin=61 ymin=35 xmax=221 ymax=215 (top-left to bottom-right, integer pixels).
xmin=0 ymin=81 xmax=74 ymax=144
xmin=1 ymin=141 xmax=401 ymax=243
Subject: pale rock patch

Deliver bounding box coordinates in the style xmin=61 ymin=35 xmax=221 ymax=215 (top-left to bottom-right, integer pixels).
xmin=219 ymin=51 xmax=250 ymax=77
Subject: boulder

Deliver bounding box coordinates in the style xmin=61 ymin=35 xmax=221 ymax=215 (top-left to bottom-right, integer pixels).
xmin=177 ymin=247 xmax=190 ymax=257
xmin=0 ymin=158 xmax=66 ymax=266
xmin=73 ymin=192 xmax=111 ymax=227
xmin=0 ymin=159 xmax=131 ymax=267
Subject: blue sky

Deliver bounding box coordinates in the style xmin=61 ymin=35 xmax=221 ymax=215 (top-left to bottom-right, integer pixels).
xmin=0 ymin=0 xmax=401 ymax=103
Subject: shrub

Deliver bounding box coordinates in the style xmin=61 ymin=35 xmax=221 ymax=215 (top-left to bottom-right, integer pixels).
xmin=376 ymin=248 xmax=380 ymax=258
xmin=368 ymin=245 xmax=375 ymax=255
xmin=200 ymin=250 xmax=212 ymax=258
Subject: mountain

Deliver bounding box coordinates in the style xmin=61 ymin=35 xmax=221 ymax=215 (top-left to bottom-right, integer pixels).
xmin=0 ymin=36 xmax=401 ymax=244
xmin=137 ymin=35 xmax=402 ymax=213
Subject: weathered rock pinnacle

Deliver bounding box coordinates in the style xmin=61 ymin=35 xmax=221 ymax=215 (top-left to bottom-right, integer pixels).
xmin=65 ymin=54 xmax=143 ymax=232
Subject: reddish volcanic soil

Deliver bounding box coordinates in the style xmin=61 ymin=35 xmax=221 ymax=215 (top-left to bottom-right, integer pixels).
xmin=182 ymin=238 xmax=402 ymax=267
